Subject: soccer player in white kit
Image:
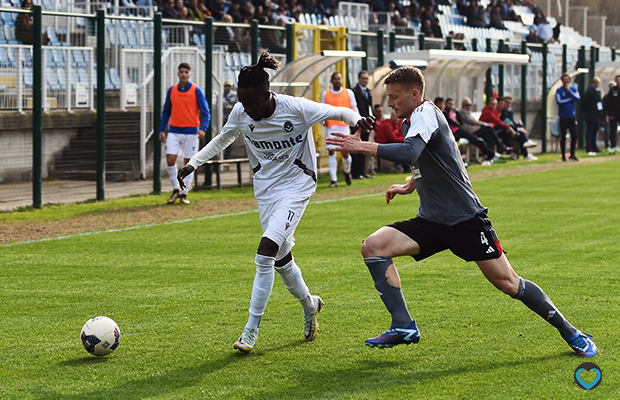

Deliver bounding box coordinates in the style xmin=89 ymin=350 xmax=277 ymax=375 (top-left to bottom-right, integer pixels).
xmin=178 ymin=52 xmax=374 ymax=353
xmin=322 ymin=71 xmax=358 ymax=187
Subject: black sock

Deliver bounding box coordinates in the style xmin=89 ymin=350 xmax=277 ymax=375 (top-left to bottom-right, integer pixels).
xmin=364 ymin=256 xmax=413 ymax=326
xmin=513 ymin=278 xmax=577 ymax=341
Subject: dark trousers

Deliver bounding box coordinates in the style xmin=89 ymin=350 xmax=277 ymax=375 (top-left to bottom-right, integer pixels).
xmin=351 ymin=130 xmax=369 ymax=177
xmin=455 ymin=129 xmax=495 ymax=159
xmin=585 ymin=121 xmax=600 ymax=152
xmin=559 ymin=117 xmax=577 ymax=159
xmin=609 ymin=117 xmax=619 ymax=149
xmin=474 ymin=126 xmax=504 ymax=151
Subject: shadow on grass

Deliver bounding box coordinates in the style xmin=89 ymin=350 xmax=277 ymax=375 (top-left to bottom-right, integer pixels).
xmin=38 ymin=349 xmax=566 ymax=399
xmin=59 ymin=357 xmax=110 ymax=366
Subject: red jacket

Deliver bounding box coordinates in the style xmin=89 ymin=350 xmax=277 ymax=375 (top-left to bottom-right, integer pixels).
xmin=375 ymin=118 xmax=404 ymax=144
xmin=479 ymin=106 xmax=510 ymax=129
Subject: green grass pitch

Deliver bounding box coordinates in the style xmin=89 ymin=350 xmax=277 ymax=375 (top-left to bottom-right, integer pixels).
xmin=1 ymin=160 xmax=619 ymax=399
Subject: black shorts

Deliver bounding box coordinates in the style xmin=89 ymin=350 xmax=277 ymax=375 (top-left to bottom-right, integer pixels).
xmin=388 ymin=211 xmax=505 ymax=262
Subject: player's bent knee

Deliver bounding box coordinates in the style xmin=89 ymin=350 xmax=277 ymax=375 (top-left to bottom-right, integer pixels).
xmin=495 ymin=277 xmax=519 ymax=297
xmin=361 ymin=234 xmax=386 ymax=258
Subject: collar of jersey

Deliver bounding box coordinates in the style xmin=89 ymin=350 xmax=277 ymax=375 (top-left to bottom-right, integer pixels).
xmin=176 ymin=82 xmax=193 ymax=92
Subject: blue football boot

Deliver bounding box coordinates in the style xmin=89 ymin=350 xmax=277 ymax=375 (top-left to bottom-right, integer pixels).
xmin=567 ymin=331 xmax=597 ymax=357
xmin=365 ymin=321 xmax=420 ymax=349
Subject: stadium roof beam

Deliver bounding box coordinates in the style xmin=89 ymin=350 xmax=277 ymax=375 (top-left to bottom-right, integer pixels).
xmin=270 ymin=51 xmax=366 ymax=97
xmin=371 ymin=50 xmax=529 ymax=111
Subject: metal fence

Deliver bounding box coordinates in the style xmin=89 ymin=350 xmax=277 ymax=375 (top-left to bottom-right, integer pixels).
xmin=0 ymin=5 xmax=618 ymax=211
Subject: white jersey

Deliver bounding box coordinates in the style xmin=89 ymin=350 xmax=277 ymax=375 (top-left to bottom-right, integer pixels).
xmin=188 ymin=93 xmax=362 ymax=203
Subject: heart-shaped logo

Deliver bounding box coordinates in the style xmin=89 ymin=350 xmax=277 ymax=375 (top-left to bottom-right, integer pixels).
xmin=574 ymin=362 xmax=602 ymax=390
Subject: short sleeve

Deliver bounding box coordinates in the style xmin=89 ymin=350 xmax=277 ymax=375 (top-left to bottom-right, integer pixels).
xmin=404 ymin=105 xmax=438 ymax=143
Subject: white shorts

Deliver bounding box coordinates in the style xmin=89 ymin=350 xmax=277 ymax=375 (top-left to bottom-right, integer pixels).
xmin=259 ymin=196 xmax=310 ymax=260
xmin=166 ymin=132 xmax=199 ymax=159
xmin=326 ymin=124 xmax=351 ymax=150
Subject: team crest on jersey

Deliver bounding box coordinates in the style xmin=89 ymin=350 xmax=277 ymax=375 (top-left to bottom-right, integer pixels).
xmin=283 ymin=121 xmax=294 ymax=132
xmin=248 ymin=124 xmax=255 ymax=132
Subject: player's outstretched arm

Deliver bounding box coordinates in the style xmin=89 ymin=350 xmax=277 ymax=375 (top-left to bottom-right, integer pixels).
xmin=326 ymin=115 xmax=377 ymax=156
xmin=177 ymin=165 xmax=195 ymax=190
xmin=386 ymin=178 xmax=416 ymax=204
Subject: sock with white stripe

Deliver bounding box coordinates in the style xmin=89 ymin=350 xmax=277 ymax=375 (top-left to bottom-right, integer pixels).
xmin=167 ymin=165 xmax=179 ymax=190
xmin=328 ymin=153 xmax=338 ymax=182
xmin=364 ymin=256 xmax=413 ymax=327
xmin=245 ymin=254 xmax=275 ymax=330
xmin=343 ymin=154 xmax=352 ymax=174
xmin=275 ymin=257 xmax=313 ymax=313
xmin=513 ymin=278 xmax=577 ymax=340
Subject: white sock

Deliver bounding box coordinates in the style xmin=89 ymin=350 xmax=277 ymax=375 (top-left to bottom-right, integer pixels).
xmin=245 ymin=254 xmax=275 ymax=330
xmin=328 ymin=153 xmax=338 ymax=182
xmin=181 ymin=172 xmax=193 ymax=195
xmin=275 ymin=257 xmax=313 ymax=313
xmin=343 ymin=155 xmax=352 ymax=174
xmin=167 ymin=165 xmax=179 ymax=190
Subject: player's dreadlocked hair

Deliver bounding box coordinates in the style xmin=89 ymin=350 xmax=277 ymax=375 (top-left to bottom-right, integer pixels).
xmin=237 ymin=51 xmax=280 ymax=90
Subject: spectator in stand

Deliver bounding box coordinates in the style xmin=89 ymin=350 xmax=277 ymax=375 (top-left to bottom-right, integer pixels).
xmin=420 ymin=6 xmax=433 ymax=27
xmin=526 ymin=28 xmax=540 ymax=44
xmin=498 ymin=96 xmax=538 ymax=160
xmin=161 ymin=0 xmax=178 ymax=19
xmin=465 ymin=1 xmax=486 ymax=28
xmin=490 ymin=5 xmax=506 ymax=30
xmin=214 ymin=14 xmax=240 ymax=52
xmin=456 ymin=0 xmax=469 ymax=17
xmin=205 ymin=0 xmax=225 ymax=20
xmin=370 ymin=0 xmax=386 ymax=12
xmin=259 ymin=16 xmax=286 ymax=54
xmin=582 ymin=77 xmax=603 ymax=155
xmin=173 ymin=0 xmax=183 ymax=13
xmin=15 ymin=0 xmax=50 ymax=45
xmin=443 ymin=98 xmax=503 ymax=164
xmin=407 ymin=3 xmax=420 ymax=24
xmin=480 ymin=4 xmax=491 ymax=27
xmin=186 ymin=0 xmax=210 ymax=21
xmin=480 ymin=97 xmax=518 ymax=156
xmin=458 ymin=97 xmax=510 ymax=153
xmin=602 ymin=80 xmax=616 ymax=152
xmin=422 ymin=19 xmax=434 ymax=37
xmin=431 ymin=17 xmax=443 ymax=38
xmin=555 ymin=73 xmax=580 ymax=161
xmin=228 ymin=0 xmax=244 ymax=23
xmin=604 ymin=75 xmax=620 ymax=154
xmin=177 ymin=6 xmax=191 ymax=21
xmin=502 ymin=0 xmax=522 ymax=23
xmin=242 ymin=2 xmax=255 ymax=21
xmin=536 ymin=14 xmax=555 ymax=43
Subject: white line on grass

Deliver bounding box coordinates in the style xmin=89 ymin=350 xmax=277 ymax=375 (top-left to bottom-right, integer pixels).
xmin=2 ymin=193 xmax=383 ymax=247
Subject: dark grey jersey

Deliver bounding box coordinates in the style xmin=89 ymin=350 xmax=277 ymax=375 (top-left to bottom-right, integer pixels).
xmin=403 ymin=100 xmax=486 ymax=226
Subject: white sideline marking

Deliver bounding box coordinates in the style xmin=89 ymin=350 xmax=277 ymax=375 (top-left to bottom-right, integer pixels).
xmin=2 ymin=193 xmax=382 ymax=247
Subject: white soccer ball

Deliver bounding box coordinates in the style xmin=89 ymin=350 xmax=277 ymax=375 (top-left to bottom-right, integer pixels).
xmin=80 ymin=316 xmax=121 ymax=356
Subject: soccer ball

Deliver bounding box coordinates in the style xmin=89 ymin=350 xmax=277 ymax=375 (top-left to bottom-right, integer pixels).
xmin=80 ymin=316 xmax=121 ymax=356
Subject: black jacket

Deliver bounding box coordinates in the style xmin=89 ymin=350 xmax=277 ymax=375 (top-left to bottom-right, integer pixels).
xmin=604 ymin=86 xmax=620 ymax=118
xmin=352 ymin=84 xmax=373 ymax=118
xmin=582 ymin=86 xmax=603 ymax=122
